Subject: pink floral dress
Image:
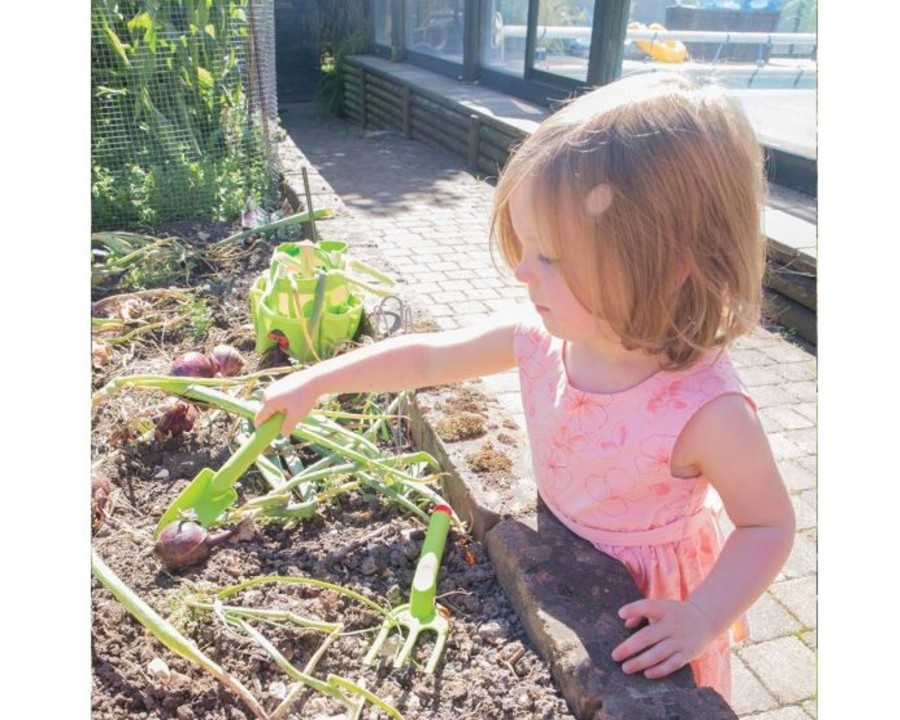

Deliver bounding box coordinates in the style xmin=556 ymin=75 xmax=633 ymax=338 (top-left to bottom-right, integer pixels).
xmin=513 ymin=322 xmax=754 ymax=701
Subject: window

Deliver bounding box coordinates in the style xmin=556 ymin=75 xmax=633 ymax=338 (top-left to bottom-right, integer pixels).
xmin=622 ymin=1 xmax=816 ymax=91
xmin=374 ymin=0 xmax=392 ymax=48
xmin=405 ymin=0 xmax=466 ymax=62
xmin=533 ymin=0 xmax=593 ymax=82
xmin=480 ymin=0 xmax=529 ymax=77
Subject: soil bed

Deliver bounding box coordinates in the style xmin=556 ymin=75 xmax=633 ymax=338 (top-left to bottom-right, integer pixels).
xmin=90 ymin=221 xmax=574 ymax=719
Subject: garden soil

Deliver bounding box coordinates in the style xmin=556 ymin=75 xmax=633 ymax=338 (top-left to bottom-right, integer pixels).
xmin=90 ymin=222 xmax=575 ymax=720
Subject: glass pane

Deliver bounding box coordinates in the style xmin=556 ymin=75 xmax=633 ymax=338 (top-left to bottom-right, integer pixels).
xmin=480 ymin=0 xmax=529 ymax=77
xmin=623 ymin=1 xmax=816 ymax=91
xmin=374 ymin=0 xmax=392 ymax=47
xmin=533 ymin=0 xmax=593 ymax=82
xmin=405 ymin=0 xmax=466 ymax=63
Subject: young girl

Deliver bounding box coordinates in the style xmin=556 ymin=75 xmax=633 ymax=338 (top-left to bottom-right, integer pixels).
xmin=254 ymin=71 xmax=795 ymax=702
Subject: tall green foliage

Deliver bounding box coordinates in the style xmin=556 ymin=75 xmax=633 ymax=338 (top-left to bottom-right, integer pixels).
xmin=91 ymin=0 xmax=276 ymax=230
xmin=315 ymin=0 xmax=369 ymax=117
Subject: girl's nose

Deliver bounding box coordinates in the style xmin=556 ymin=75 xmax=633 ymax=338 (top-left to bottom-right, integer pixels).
xmin=514 ymin=256 xmax=533 ymax=285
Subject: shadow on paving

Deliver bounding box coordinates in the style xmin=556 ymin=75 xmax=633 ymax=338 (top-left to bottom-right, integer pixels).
xmin=278 ymin=101 xmax=495 ymax=218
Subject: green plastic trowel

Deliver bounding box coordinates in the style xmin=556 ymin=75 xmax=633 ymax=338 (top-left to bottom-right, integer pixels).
xmin=153 ymin=412 xmax=285 ymax=538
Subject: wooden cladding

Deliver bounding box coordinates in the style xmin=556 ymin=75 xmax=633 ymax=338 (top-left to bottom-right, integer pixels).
xmin=344 ymin=59 xmax=522 ymax=178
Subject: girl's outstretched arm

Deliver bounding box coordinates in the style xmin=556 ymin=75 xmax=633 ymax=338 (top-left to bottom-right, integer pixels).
xmin=254 ymin=316 xmax=519 ymax=436
xmin=612 ymin=394 xmax=796 ymax=680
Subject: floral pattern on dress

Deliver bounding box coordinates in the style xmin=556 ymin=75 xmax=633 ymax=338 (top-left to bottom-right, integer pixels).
xmin=595 ymin=421 xmax=628 ymax=458
xmin=645 ymin=380 xmax=688 ymax=418
xmin=565 ymin=389 xmax=611 ymax=431
xmin=634 ymin=434 xmax=675 ymax=476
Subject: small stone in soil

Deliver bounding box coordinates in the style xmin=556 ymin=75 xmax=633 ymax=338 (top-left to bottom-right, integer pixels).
xmin=359 ymin=555 xmax=378 ymax=575
xmin=476 ymin=619 xmax=510 ymax=644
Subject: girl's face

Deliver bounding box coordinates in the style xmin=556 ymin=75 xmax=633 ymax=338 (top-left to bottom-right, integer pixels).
xmin=509 ymin=181 xmax=609 ymax=344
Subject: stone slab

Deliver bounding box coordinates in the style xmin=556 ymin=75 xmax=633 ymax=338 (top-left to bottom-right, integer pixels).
xmin=485 ymin=503 xmax=736 ymax=720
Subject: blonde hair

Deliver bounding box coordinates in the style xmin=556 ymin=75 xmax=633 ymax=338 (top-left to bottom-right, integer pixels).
xmin=491 ymin=71 xmax=767 ymax=369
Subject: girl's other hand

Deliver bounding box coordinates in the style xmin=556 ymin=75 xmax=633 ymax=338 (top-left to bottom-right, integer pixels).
xmin=611 ymin=598 xmax=714 ymax=679
xmin=254 ymin=371 xmax=319 ymax=437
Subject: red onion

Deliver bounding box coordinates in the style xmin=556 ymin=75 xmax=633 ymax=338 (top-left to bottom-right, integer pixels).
xmin=210 ymin=344 xmax=245 ymax=377
xmin=92 ymin=473 xmax=113 ymax=533
xmin=155 ymin=401 xmax=199 ymax=442
xmin=170 ymin=351 xmax=216 ymax=378
xmin=154 ymin=519 xmax=249 ymax=571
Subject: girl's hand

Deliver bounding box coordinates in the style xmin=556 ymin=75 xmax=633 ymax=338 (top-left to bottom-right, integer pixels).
xmin=254 ymin=371 xmax=320 ymax=437
xmin=611 ymin=598 xmax=715 ymax=679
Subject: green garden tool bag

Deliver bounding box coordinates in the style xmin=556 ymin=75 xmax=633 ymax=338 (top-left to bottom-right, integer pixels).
xmin=250 ymin=240 xmax=391 ymax=362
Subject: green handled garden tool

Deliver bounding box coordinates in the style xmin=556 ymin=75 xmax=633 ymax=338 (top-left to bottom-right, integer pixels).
xmin=153 ymin=412 xmax=285 ymax=538
xmin=363 ymin=504 xmax=453 ymax=673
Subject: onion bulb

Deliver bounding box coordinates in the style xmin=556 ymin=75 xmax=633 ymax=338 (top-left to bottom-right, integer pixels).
xmin=170 ymin=351 xmax=216 ymax=378
xmin=210 ymin=344 xmax=245 ymax=377
xmin=154 ymin=519 xmax=248 ymax=571
xmin=155 ymin=401 xmax=199 ymax=442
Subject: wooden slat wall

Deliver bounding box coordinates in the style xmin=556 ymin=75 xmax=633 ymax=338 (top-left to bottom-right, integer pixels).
xmin=344 ymin=59 xmax=522 ymax=179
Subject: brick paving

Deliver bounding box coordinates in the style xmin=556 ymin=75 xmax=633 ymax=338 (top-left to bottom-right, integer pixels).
xmin=279 ymin=101 xmax=818 ymax=719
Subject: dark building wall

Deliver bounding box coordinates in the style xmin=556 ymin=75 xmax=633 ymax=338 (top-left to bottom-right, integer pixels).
xmin=276 ymin=0 xmax=322 ymax=101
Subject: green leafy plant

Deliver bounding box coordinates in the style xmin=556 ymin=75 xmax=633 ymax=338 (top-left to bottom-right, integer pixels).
xmin=91 ymin=231 xmax=197 ymax=291
xmin=91 ymin=0 xmax=277 ymax=230
xmin=316 ymin=30 xmax=369 ymax=117
xmin=186 ymin=297 xmax=214 ymax=341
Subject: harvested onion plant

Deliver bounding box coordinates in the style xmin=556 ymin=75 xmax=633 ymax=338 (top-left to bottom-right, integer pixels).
xmin=93 ymin=373 xmax=453 ymax=535
xmin=91 ymin=232 xmax=200 ymax=288
xmin=188 ymin=576 xmax=406 ymax=719
xmin=91 ymin=549 xmax=269 ymax=719
xmin=91 ymin=286 xmax=202 ymax=347
xmin=92 ymin=552 xmax=405 ymax=719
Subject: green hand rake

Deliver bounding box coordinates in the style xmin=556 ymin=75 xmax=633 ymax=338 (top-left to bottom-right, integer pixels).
xmin=153 ymin=413 xmax=285 ymax=538
xmin=363 ymin=504 xmax=453 ymax=673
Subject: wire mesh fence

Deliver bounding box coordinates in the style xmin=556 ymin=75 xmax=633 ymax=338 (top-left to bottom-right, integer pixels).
xmin=91 ymin=0 xmax=280 ymax=231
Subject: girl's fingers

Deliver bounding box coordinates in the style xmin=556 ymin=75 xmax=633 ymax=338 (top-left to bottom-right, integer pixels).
xmin=642 ymin=650 xmax=689 ymax=680
xmin=611 ymin=622 xmax=665 ymax=662
xmin=621 ymin=639 xmax=678 ymax=676
xmin=623 ymin=615 xmax=642 ymax=629
xmin=253 ymin=409 xmax=267 ymax=428
xmin=618 ymin=598 xmax=666 ymax=622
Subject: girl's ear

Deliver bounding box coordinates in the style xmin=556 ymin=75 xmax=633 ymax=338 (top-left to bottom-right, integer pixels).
xmin=584 ymin=184 xmax=613 ymax=216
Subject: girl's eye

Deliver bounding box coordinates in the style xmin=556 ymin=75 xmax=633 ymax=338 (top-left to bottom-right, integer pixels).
xmin=538 ymin=254 xmax=556 ymax=265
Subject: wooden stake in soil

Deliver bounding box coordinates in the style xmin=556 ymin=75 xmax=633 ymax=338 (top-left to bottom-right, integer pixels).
xmin=301 ymin=166 xmax=319 ymax=243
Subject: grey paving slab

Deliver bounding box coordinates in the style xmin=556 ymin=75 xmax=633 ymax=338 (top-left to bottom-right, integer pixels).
xmin=790 ymin=493 xmax=817 ymax=532
xmin=778 ymin=532 xmax=818 ymax=580
xmin=730 ymin=654 xmax=778 ymax=716
xmin=769 ymin=576 xmax=817 ymax=630
xmin=746 ymin=707 xmax=815 ymax=720
xmin=777 ymin=459 xmax=817 ymax=493
xmin=738 ymin=637 xmax=816 ymax=704
xmin=744 ymin=592 xmax=803 ymax=643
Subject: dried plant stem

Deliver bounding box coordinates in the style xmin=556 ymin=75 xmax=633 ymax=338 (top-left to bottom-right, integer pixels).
xmin=91 ymin=549 xmax=269 ymax=719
